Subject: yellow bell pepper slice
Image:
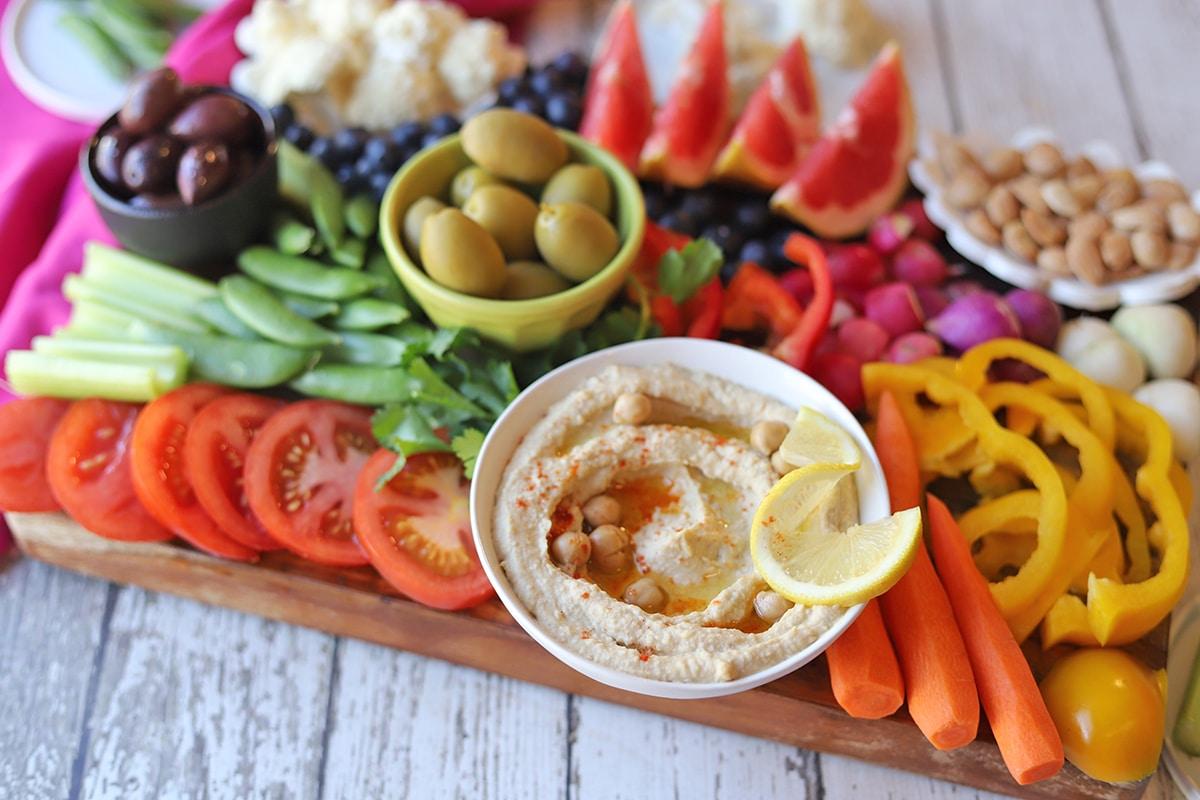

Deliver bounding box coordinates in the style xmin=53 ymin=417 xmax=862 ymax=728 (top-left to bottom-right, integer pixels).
xmin=1041 ymin=594 xmax=1097 ymax=648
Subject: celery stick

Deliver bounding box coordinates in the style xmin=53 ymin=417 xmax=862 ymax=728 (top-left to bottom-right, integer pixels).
xmin=66 ymin=301 xmax=151 ymax=341
xmin=5 ymin=351 xmax=179 ymax=401
xmin=1176 ymin=640 xmax=1200 ymax=755
xmin=32 ymin=337 xmax=187 ymax=386
xmin=83 ymin=242 xmax=217 ymax=303
xmin=63 ymin=275 xmax=208 ymax=333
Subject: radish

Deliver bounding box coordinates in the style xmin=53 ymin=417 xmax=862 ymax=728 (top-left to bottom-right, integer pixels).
xmin=864 ymin=282 xmax=925 ymax=338
xmin=890 ymin=239 xmax=949 ymax=286
xmin=886 ymin=332 xmax=943 ymax=364
xmin=927 ymin=292 xmax=1020 ymax=352
xmin=827 ymin=244 xmax=885 ymax=289
xmin=1004 ymin=289 xmax=1062 ymax=350
xmin=867 ymin=212 xmax=913 ymax=255
xmin=837 ymin=318 xmax=890 ymax=363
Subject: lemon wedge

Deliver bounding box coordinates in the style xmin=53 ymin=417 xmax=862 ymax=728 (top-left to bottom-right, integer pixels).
xmin=751 ymin=464 xmax=921 ymax=606
xmin=778 ymin=406 xmax=861 ymax=471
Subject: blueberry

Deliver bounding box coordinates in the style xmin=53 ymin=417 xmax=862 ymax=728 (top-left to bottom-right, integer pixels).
xmin=283 ymin=123 xmax=314 ymax=150
xmin=734 ymin=202 xmax=772 ymax=235
xmin=658 ymin=210 xmax=700 ymax=237
xmin=497 ymin=76 xmax=526 ymax=104
xmin=420 ymin=131 xmax=444 ymax=150
xmin=643 ymin=191 xmax=669 ymax=221
xmin=739 ymin=239 xmax=772 ymax=266
xmin=529 ymin=69 xmax=564 ymax=96
xmin=545 ymin=92 xmax=583 ymax=130
xmin=719 ymin=261 xmax=740 ymax=284
xmin=427 ymin=113 xmax=460 ymax=136
xmin=270 ymin=104 xmax=295 ymax=130
xmin=308 ymin=136 xmax=341 ymax=168
xmin=551 ymin=52 xmax=589 ymax=84
xmin=680 ymin=191 xmax=719 ymax=223
xmin=354 ymin=156 xmax=377 ymax=179
xmin=702 ymin=224 xmax=744 ymax=258
xmin=332 ymin=127 xmax=368 ymax=161
xmin=334 ymin=163 xmax=357 ymax=187
xmin=389 ymin=121 xmax=424 ymax=150
xmin=369 ymin=172 xmax=393 ymax=202
xmin=511 ymin=95 xmax=545 ymax=117
xmin=768 ymin=229 xmax=793 ymax=267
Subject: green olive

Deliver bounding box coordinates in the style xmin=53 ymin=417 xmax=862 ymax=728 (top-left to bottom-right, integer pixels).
xmin=501 ymin=261 xmax=572 ymax=300
xmin=450 ymin=166 xmax=504 ymax=207
xmin=461 ymin=109 xmax=568 ymax=184
xmin=535 ymin=201 xmax=621 ymax=282
xmin=403 ymin=196 xmax=447 ymax=257
xmin=463 ymin=185 xmax=538 ymax=261
xmin=419 ymin=208 xmax=506 ymax=297
xmin=541 ymin=164 xmax=613 ymax=217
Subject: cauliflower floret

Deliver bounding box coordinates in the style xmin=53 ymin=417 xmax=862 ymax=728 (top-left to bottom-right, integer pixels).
xmin=234 ymin=0 xmax=312 ymax=57
xmin=342 ymin=57 xmax=454 ymax=129
xmin=371 ymin=0 xmax=466 ymax=65
xmin=237 ymin=35 xmax=356 ymax=106
xmin=298 ymin=0 xmax=392 ymax=41
xmin=438 ymin=21 xmax=526 ymax=107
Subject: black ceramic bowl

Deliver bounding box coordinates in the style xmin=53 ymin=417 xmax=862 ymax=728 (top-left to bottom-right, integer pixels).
xmin=80 ymin=86 xmax=278 ymax=273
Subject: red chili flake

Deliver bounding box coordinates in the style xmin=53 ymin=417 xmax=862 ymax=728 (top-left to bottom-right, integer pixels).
xmin=581 ymin=591 xmax=590 ymax=599
xmin=515 ymin=498 xmax=528 ymax=509
xmin=581 ymin=630 xmax=592 ymax=640
xmin=638 ymin=646 xmax=654 ymax=661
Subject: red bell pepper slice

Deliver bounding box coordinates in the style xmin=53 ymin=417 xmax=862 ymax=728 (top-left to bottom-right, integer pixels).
xmin=682 ymin=278 xmax=723 ymax=339
xmin=774 ymin=233 xmax=834 ymax=372
xmin=721 ymin=262 xmax=803 ymax=336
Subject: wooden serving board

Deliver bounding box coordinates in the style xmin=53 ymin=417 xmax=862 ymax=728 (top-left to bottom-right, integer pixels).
xmin=7 ymin=511 xmax=1160 ymax=800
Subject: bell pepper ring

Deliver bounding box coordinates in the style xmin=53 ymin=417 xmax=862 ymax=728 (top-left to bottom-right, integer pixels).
xmin=773 ymin=234 xmax=833 ymax=372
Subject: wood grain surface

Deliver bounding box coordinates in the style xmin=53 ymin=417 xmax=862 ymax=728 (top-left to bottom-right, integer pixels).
xmin=2 ymin=1 xmax=1198 ymax=799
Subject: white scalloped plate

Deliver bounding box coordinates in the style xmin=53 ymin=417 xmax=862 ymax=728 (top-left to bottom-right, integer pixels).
xmin=910 ymin=126 xmax=1200 ymax=311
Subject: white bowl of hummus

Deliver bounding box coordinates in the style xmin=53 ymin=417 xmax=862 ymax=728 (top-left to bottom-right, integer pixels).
xmin=470 ymin=338 xmax=889 ymax=700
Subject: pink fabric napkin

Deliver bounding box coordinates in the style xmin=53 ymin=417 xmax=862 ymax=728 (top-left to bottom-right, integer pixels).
xmin=0 ymin=0 xmax=253 ymax=554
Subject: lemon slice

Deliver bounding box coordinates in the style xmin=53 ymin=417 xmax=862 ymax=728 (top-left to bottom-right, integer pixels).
xmin=778 ymin=406 xmax=861 ymax=471
xmin=751 ymin=466 xmax=922 ymax=606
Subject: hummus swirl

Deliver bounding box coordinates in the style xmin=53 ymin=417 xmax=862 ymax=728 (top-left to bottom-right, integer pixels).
xmin=493 ymin=364 xmax=851 ymax=683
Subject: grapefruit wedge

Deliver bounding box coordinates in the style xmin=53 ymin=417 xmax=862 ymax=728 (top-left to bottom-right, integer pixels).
xmin=579 ymin=1 xmax=655 ymax=172
xmin=713 ymin=38 xmax=821 ymax=190
xmin=638 ymin=2 xmax=730 ymax=187
xmin=770 ymin=43 xmax=915 ymax=239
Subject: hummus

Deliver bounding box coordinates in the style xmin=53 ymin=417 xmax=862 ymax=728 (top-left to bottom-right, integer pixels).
xmin=493 ymin=364 xmax=857 ymax=683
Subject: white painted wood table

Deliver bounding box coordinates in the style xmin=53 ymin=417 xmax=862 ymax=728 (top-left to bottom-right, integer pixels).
xmin=2 ymin=1 xmax=1198 ymax=798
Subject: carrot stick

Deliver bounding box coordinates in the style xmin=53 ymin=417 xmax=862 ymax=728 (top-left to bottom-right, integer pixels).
xmin=926 ymin=494 xmax=1064 ymax=784
xmin=874 ymin=391 xmax=979 ymax=751
xmin=826 ymin=598 xmax=904 ymax=718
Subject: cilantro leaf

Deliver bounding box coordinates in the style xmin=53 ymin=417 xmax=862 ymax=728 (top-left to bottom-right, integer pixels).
xmin=451 ymin=428 xmax=486 ymax=479
xmin=657 ymin=239 xmax=723 ymax=304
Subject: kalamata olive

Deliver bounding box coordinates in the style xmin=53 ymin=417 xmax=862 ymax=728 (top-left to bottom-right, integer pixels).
xmin=118 ymin=67 xmax=182 ymax=135
xmin=419 ymin=208 xmax=507 ymax=297
xmin=542 ymin=164 xmax=612 ymax=217
xmin=463 ymin=185 xmax=539 ymax=260
xmin=176 ymin=142 xmax=233 ymax=206
xmin=93 ymin=128 xmax=139 ymax=192
xmin=460 ymin=109 xmax=567 ymax=183
xmin=169 ymin=94 xmax=256 ymax=145
xmin=500 ymin=261 xmax=571 ymax=299
xmin=403 ymin=196 xmax=447 ymax=256
xmin=121 ymin=135 xmax=183 ymax=194
xmin=535 ymin=201 xmax=621 ymax=281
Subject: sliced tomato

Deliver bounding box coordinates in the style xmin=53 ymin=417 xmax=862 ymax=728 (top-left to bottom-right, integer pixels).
xmin=639 ymin=1 xmax=730 ymax=187
xmin=184 ymin=393 xmax=285 ymax=552
xmin=130 ymin=384 xmax=257 ymax=561
xmin=0 ymin=397 xmax=70 ymax=513
xmin=354 ymin=450 xmax=494 ymax=610
xmin=244 ymin=400 xmax=376 ymax=567
xmin=579 ymin=0 xmax=655 ymax=170
xmin=46 ymin=399 xmax=172 ymax=541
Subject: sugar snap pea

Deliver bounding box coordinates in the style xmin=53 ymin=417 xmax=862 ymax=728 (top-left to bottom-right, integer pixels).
xmin=150 ymin=328 xmax=318 ymax=388
xmin=344 ymin=195 xmax=379 ymax=239
xmin=196 ymin=297 xmax=259 ymax=340
xmin=323 ymin=332 xmax=413 ymax=367
xmin=59 ymin=11 xmax=131 ymax=79
xmin=272 ymin=214 xmax=317 ymax=255
xmin=290 ymin=364 xmax=411 ymax=405
xmin=365 ymin=249 xmax=415 ymax=308
xmin=310 ymin=161 xmax=345 ymax=250
xmin=277 ymin=141 xmax=311 ymax=210
xmin=330 ymin=237 xmax=366 ymax=269
xmin=220 ymin=276 xmax=340 ymax=348
xmin=237 ymin=246 xmax=379 ymax=299
xmin=331 ymin=298 xmax=411 ymax=331
xmin=278 ymin=291 xmax=339 ymax=319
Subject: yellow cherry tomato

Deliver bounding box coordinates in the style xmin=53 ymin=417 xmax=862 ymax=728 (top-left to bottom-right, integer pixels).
xmin=1039 ymin=648 xmax=1166 ymax=783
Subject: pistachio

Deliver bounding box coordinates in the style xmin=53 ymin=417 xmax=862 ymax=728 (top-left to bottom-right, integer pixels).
xmin=1067 ymin=173 xmax=1103 ymax=209
xmin=1008 ymin=174 xmax=1051 ymax=214
xmin=984 ymin=185 xmax=1020 ymax=227
xmin=1066 ymin=156 xmax=1098 ymax=180
xmin=1041 ymin=179 xmax=1082 ymax=218
xmin=1066 ymin=235 xmax=1107 ymax=285
xmin=1110 ymin=200 xmax=1167 ymax=233
xmin=1037 ymin=246 xmax=1070 ymax=276
xmin=1167 ymin=202 xmax=1200 ymax=242
xmin=1167 ymin=241 xmax=1197 ymax=270
xmin=1024 ymin=142 xmax=1066 ymax=177
xmin=1131 ymin=229 xmax=1169 ymax=269
xmin=1143 ymin=178 xmax=1189 ymax=204
xmin=1001 ymin=219 xmax=1039 ymax=262
xmin=1068 ymin=211 xmax=1110 ymax=241
xmin=945 ymin=167 xmax=991 ymax=210
xmin=964 ymin=208 xmax=1002 ymax=246
xmin=1020 ymin=207 xmax=1067 ymax=247
xmin=1099 ymin=230 xmax=1133 ymax=272
xmin=983 ymin=147 xmax=1025 ymax=181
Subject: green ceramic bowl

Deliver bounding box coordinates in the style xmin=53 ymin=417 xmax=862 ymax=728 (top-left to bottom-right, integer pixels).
xmin=379 ymin=130 xmax=645 ymax=352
